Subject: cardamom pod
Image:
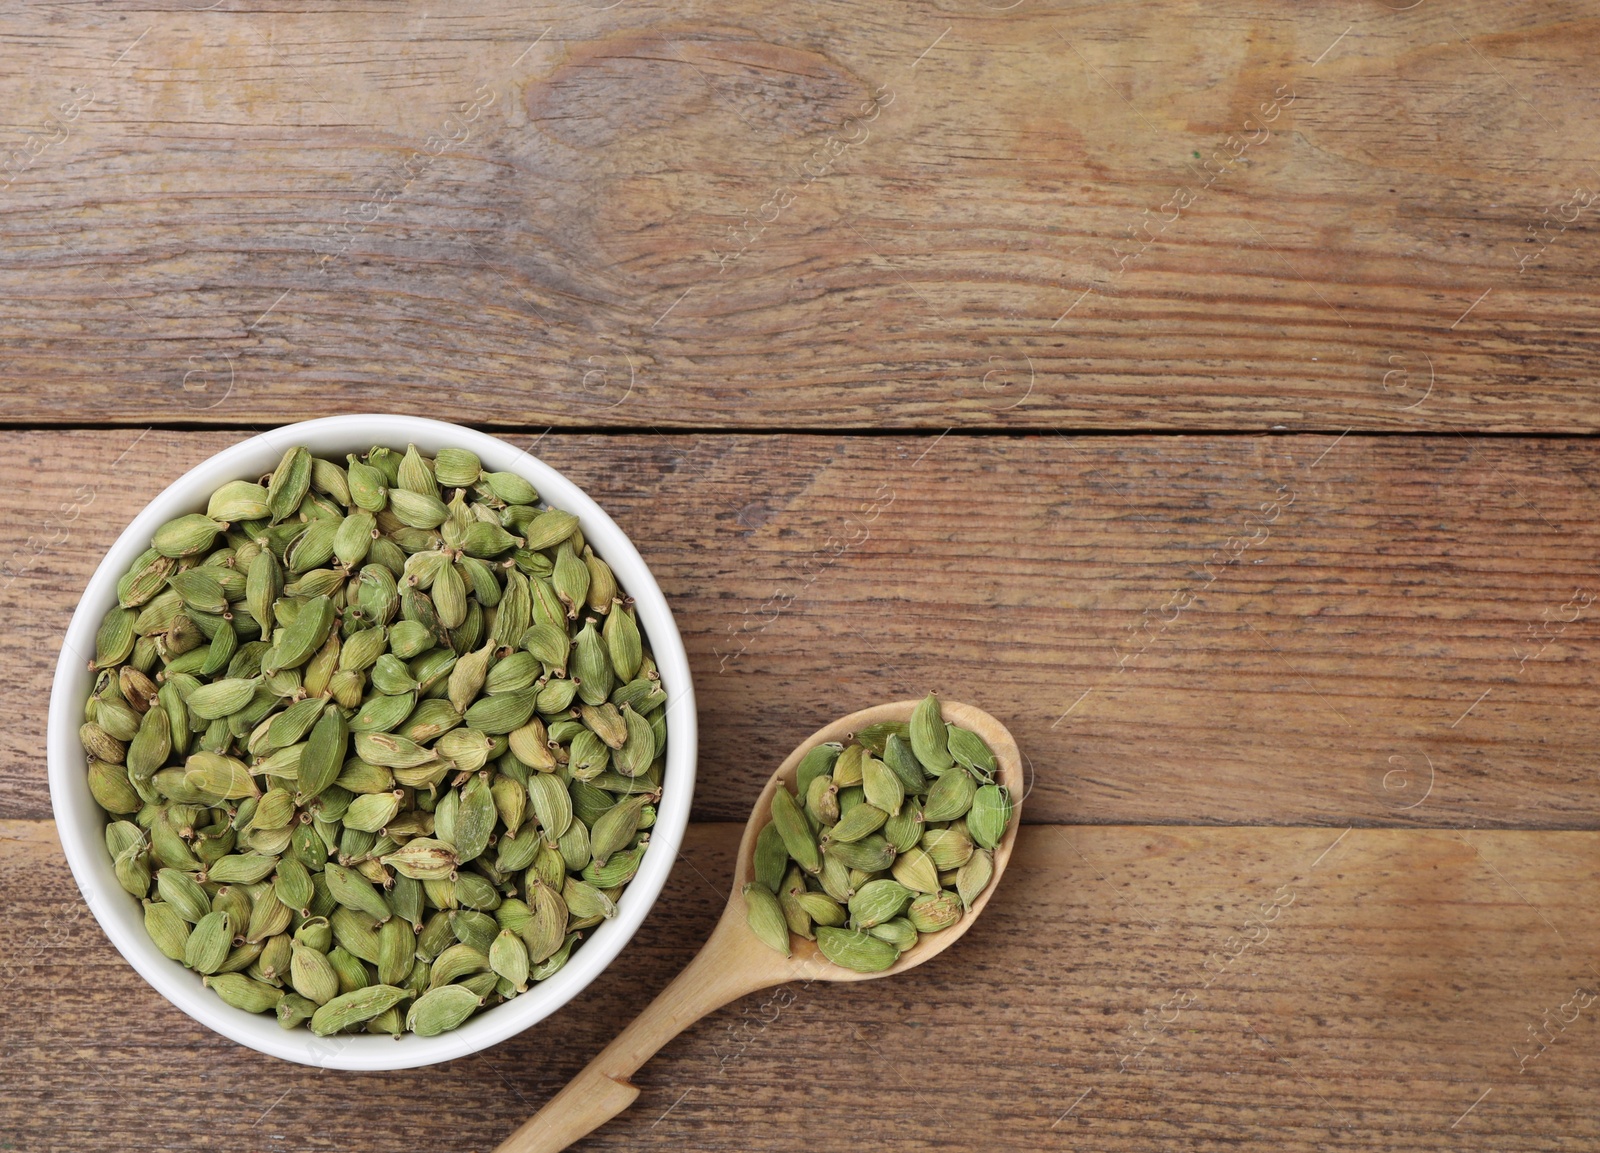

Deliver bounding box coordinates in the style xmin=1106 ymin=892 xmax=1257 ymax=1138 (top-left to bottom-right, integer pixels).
xmin=743 ymin=883 xmax=791 ymax=957
xmin=309 ymin=984 xmax=408 ymax=1036
xmin=816 ymin=927 xmax=899 ymax=973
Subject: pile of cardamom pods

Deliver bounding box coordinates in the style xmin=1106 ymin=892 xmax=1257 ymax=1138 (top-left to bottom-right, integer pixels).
xmin=82 ymin=443 xmax=667 ymax=1038
xmin=743 ymin=694 xmax=1012 ymax=972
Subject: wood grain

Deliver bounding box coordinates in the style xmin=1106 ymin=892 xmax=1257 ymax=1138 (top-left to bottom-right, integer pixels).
xmin=6 ymin=3 xmax=1598 ymax=1149
xmin=1 ymin=4 xmax=1598 ymax=430
xmin=9 ymin=428 xmax=1600 ymax=829
xmin=2 ymin=819 xmax=1596 ymax=1151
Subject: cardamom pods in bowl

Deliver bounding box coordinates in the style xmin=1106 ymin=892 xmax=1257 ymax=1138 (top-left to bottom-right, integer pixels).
xmin=48 ymin=415 xmax=696 ymax=1069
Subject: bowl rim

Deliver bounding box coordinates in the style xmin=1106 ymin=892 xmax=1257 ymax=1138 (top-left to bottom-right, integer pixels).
xmin=47 ymin=414 xmax=697 ymax=1069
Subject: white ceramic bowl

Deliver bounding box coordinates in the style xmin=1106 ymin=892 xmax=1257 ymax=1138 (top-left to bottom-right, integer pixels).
xmin=47 ymin=415 xmax=697 ymax=1069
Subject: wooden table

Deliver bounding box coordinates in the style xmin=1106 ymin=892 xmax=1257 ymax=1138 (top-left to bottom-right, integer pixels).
xmin=3 ymin=3 xmax=1597 ymax=1150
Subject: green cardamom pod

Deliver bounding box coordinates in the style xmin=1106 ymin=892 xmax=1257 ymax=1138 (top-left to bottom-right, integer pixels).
xmin=778 ymin=866 xmax=812 ymax=940
xmin=521 ymin=509 xmax=578 ymax=551
xmin=489 ymin=929 xmax=530 ymax=993
xmin=743 ymin=882 xmax=791 ymax=957
xmin=569 ymin=620 xmax=613 ymax=707
xmin=602 ymin=601 xmax=641 ymax=681
xmin=407 ymin=983 xmax=484 ymax=1037
xmin=832 ymin=744 xmax=865 ymax=788
xmin=945 ymin=723 xmax=997 ymax=778
xmin=852 ymin=721 xmax=909 ymax=756
xmin=266 ymin=447 xmax=312 ymax=524
xmin=581 ymin=843 xmax=645 ymax=889
xmin=868 ymin=917 xmax=918 ymax=951
xmin=906 ymin=891 xmax=962 ymax=933
xmin=824 ymin=834 xmax=895 ymax=874
xmin=118 ymin=549 xmax=177 ymax=608
xmin=245 ymin=548 xmax=282 ymax=637
xmin=152 ymin=514 xmax=225 ymax=558
xmin=183 ymin=910 xmax=233 ymax=974
xmin=265 ymin=696 xmax=325 ymax=748
xmin=88 ymin=760 xmax=141 ymax=815
xmin=207 ymin=480 xmax=271 ymax=522
xmin=484 ymin=651 xmax=539 ymax=695
xmin=309 ymin=984 xmax=408 ymax=1036
xmin=296 ymin=705 xmax=347 ymax=802
xmin=891 ymin=845 xmax=942 ymax=895
xmin=921 ymin=768 xmax=977 ymax=823
xmin=324 ymin=862 xmax=393 ymax=923
xmin=534 ymin=675 xmax=579 ymax=714
xmin=381 ymin=837 xmax=459 ymax=880
xmin=275 ymin=595 xmax=335 ymax=670
xmin=388 ymin=488 xmax=449 ymax=529
xmin=561 ymin=876 xmax=616 ymax=921
xmin=967 ymin=784 xmax=1013 ymax=851
xmin=276 ymin=992 xmax=317 ymax=1029
xmin=348 ymin=691 xmax=416 ymax=736
xmin=273 ymin=855 xmax=315 ymax=914
xmin=310 ymin=456 xmax=351 ymax=504
xmin=796 ymin=890 xmax=847 ymax=928
xmin=588 ymin=794 xmax=647 ymax=868
xmin=753 ymin=822 xmax=789 ymax=894
xmin=247 ymin=886 xmax=294 ymax=943
xmin=330 ymin=906 xmax=384 ymax=964
xmin=847 ymin=879 xmax=914 ymax=929
xmin=816 ymin=926 xmax=899 ymax=973
xmin=795 ymin=742 xmax=842 ymax=797
xmin=290 ymin=941 xmax=341 ymax=1005
xmin=770 ymin=786 xmax=819 ymax=874
xmin=804 ymin=773 xmax=840 ymax=829
xmin=909 ymin=693 xmax=954 ymax=773
xmin=453 ymin=775 xmax=497 ymax=863
xmin=428 ymin=943 xmax=490 ymax=989
xmin=342 ymin=790 xmax=403 ymax=833
xmin=333 ymin=511 xmax=377 ymax=568
xmin=184 ymin=678 xmax=258 ymax=721
xmin=345 ymin=455 xmax=388 ymax=512
xmin=144 ymin=899 xmax=191 ymax=960
xmin=526 ymin=773 xmax=573 ymax=840
xmin=922 ymin=826 xmax=975 ymax=871
xmin=462 ymin=521 xmax=519 ymax=559
xmin=463 ymin=688 xmax=537 ymax=736
xmin=376 ymin=916 xmax=416 ymax=987
xmin=821 ymin=802 xmax=887 ymax=846
xmin=353 ymin=731 xmax=437 ymax=770
xmin=522 ymin=879 xmax=568 ymax=963
xmin=861 ymin=755 xmax=904 ymax=818
xmin=205 ymin=853 xmax=279 ymax=885
xmin=956 ymin=847 xmax=995 ymax=911
xmin=205 ymin=973 xmax=285 ymax=1014
xmin=94 ymin=608 xmax=138 ymax=669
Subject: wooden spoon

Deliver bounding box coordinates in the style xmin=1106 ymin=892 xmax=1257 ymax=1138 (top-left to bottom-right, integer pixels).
xmin=494 ymin=698 xmax=1024 ymax=1153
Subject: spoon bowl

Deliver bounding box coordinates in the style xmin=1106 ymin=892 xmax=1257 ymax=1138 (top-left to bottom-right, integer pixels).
xmin=734 ymin=698 xmax=1024 ymax=984
xmin=495 ymin=698 xmax=1023 ymax=1153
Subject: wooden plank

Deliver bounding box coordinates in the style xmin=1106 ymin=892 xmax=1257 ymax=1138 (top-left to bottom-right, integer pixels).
xmin=8 ymin=429 xmax=1600 ymax=828
xmin=2 ymin=819 xmax=1596 ymax=1150
xmin=0 ymin=5 xmax=1597 ymax=430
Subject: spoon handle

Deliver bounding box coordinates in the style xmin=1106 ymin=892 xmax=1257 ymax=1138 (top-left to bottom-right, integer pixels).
xmin=494 ymin=909 xmax=782 ymax=1153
